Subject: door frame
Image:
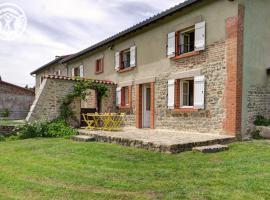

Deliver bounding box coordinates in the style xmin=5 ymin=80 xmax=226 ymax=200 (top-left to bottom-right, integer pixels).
xmin=142 ymin=84 xmax=151 ymax=128
xmin=136 ymin=82 xmax=155 ymax=129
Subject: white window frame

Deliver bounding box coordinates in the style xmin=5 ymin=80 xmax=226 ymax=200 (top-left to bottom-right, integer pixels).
xmin=180 ymin=78 xmax=194 ymax=108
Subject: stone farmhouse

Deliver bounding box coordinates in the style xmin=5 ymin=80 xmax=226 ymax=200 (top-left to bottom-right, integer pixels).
xmin=28 ymin=0 xmax=270 ymax=137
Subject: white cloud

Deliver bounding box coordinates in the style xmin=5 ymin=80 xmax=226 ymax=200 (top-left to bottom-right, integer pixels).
xmin=0 ymin=0 xmax=184 ymax=87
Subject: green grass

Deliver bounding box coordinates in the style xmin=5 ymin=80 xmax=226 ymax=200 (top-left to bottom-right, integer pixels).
xmin=0 ymin=120 xmax=25 ymax=126
xmin=0 ymin=139 xmax=269 ymax=200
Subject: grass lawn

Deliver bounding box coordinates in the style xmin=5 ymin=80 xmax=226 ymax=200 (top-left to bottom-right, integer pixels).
xmin=0 ymin=139 xmax=269 ymax=200
xmin=0 ymin=119 xmax=25 ymax=126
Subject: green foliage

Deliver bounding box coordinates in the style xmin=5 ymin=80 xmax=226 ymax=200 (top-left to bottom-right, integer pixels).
xmin=12 ymin=120 xmax=77 ymax=140
xmin=0 ymin=135 xmax=5 ymax=142
xmin=45 ymin=120 xmax=78 ymax=138
xmin=251 ymin=130 xmax=263 ymax=140
xmin=60 ymin=80 xmax=108 ymax=120
xmin=254 ymin=115 xmax=270 ymax=126
xmin=0 ymin=108 xmax=10 ymax=117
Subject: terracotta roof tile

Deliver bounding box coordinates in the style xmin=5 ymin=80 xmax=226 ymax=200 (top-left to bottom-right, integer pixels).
xmin=43 ymin=75 xmax=116 ymax=85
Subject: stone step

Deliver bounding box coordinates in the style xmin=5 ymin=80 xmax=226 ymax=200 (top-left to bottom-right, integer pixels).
xmin=192 ymin=144 xmax=229 ymax=153
xmin=71 ymin=135 xmax=96 ymax=142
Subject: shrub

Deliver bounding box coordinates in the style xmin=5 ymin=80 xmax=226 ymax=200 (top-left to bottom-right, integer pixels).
xmin=0 ymin=134 xmax=5 ymax=142
xmin=12 ymin=120 xmax=77 ymax=139
xmin=250 ymin=130 xmax=263 ymax=140
xmin=0 ymin=108 xmax=10 ymax=117
xmin=45 ymin=120 xmax=78 ymax=138
xmin=13 ymin=121 xmax=48 ymax=139
xmin=254 ymin=115 xmax=270 ymax=126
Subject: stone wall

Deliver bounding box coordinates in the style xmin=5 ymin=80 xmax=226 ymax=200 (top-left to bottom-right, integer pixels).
xmin=81 ymin=89 xmax=97 ymax=109
xmin=245 ymin=83 xmax=270 ymax=133
xmin=0 ymin=81 xmax=34 ymax=120
xmin=26 ymin=78 xmax=80 ymax=126
xmin=101 ymin=85 xmax=117 ymax=113
xmin=120 ymin=41 xmax=227 ymax=134
xmin=27 ymin=78 xmax=116 ymax=127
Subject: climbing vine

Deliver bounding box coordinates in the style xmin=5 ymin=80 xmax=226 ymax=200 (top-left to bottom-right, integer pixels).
xmin=60 ymin=80 xmax=108 ymax=120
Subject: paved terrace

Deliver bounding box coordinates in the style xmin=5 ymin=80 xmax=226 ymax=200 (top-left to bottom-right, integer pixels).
xmin=78 ymin=127 xmax=235 ymax=153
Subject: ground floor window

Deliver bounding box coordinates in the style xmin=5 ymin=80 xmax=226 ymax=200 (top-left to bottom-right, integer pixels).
xmin=117 ymin=86 xmax=132 ymax=108
xmin=167 ymin=75 xmax=205 ymax=110
xmin=121 ymin=86 xmax=129 ymax=106
xmin=180 ymin=79 xmax=194 ymax=107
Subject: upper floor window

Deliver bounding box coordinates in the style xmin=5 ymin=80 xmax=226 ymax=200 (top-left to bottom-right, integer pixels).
xmin=72 ymin=65 xmax=84 ymax=77
xmin=54 ymin=70 xmax=61 ymax=76
xmin=95 ymin=58 xmax=104 ymax=74
xmin=178 ymin=27 xmax=195 ymax=55
xmin=121 ymin=49 xmax=131 ymax=69
xmin=115 ymin=46 xmax=136 ymax=72
xmin=167 ymin=21 xmax=205 ymax=58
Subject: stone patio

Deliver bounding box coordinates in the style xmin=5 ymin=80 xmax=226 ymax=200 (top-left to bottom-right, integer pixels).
xmin=78 ymin=127 xmax=235 ymax=153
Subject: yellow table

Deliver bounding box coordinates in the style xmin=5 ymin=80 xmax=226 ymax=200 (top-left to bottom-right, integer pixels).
xmin=82 ymin=113 xmax=125 ymax=131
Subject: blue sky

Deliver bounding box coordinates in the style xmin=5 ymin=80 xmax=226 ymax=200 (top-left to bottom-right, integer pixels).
xmin=0 ymin=0 xmax=184 ymax=87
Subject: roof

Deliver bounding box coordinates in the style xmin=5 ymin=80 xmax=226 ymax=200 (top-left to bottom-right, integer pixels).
xmin=0 ymin=80 xmax=35 ymax=95
xmin=62 ymin=0 xmax=200 ymax=63
xmin=30 ymin=54 xmax=73 ymax=75
xmin=43 ymin=75 xmax=116 ymax=85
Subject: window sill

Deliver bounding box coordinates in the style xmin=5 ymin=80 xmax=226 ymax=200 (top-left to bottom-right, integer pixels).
xmin=172 ymin=108 xmax=198 ymax=113
xmin=172 ymin=51 xmax=200 ymax=60
xmin=118 ymin=105 xmax=131 ymax=109
xmin=117 ymin=67 xmax=135 ymax=73
xmin=95 ymin=71 xmax=103 ymax=75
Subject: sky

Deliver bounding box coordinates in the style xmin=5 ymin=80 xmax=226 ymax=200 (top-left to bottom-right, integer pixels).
xmin=0 ymin=0 xmax=184 ymax=87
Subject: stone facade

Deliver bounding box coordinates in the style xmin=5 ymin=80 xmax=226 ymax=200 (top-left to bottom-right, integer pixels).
xmin=0 ymin=80 xmax=34 ymax=120
xmin=120 ymin=41 xmax=227 ymax=134
xmin=245 ymin=84 xmax=270 ymax=133
xmin=26 ymin=77 xmax=116 ymax=127
xmin=26 ymin=78 xmax=80 ymax=126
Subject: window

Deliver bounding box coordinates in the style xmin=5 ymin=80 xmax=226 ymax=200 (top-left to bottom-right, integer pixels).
xmin=121 ymin=86 xmax=130 ymax=106
xmin=167 ymin=75 xmax=205 ymax=110
xmin=178 ymin=28 xmax=195 ymax=55
xmin=167 ymin=21 xmax=206 ymax=58
xmin=116 ymin=86 xmax=132 ymax=108
xmin=54 ymin=70 xmax=61 ymax=76
xmin=121 ymin=49 xmax=131 ymax=69
xmin=73 ymin=67 xmax=80 ymax=76
xmin=95 ymin=58 xmax=103 ymax=74
xmin=72 ymin=65 xmax=83 ymax=77
xmin=115 ymin=46 xmax=136 ymax=71
xmin=180 ymin=79 xmax=194 ymax=107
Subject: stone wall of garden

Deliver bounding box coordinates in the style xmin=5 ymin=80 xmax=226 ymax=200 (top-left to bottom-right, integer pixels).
xmin=245 ymin=83 xmax=270 ymax=133
xmin=26 ymin=78 xmax=116 ymax=127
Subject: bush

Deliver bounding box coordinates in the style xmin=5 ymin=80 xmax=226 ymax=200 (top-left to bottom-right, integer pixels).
xmin=45 ymin=120 xmax=78 ymax=138
xmin=254 ymin=115 xmax=270 ymax=126
xmin=0 ymin=134 xmax=5 ymax=142
xmin=0 ymin=108 xmax=10 ymax=117
xmin=250 ymin=130 xmax=263 ymax=140
xmin=12 ymin=120 xmax=77 ymax=139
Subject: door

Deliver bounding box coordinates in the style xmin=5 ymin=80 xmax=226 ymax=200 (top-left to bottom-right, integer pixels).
xmin=142 ymin=85 xmax=151 ymax=128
